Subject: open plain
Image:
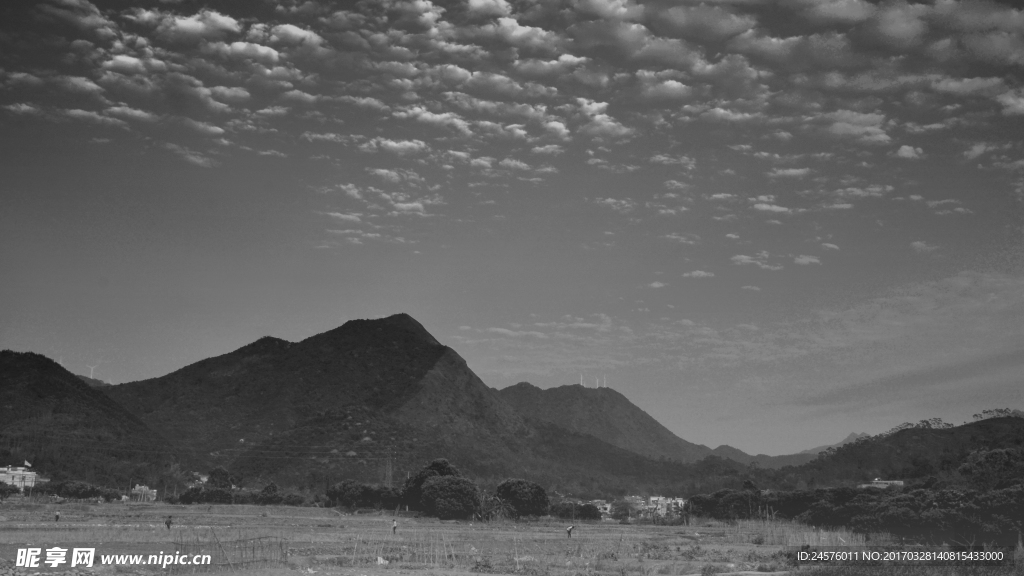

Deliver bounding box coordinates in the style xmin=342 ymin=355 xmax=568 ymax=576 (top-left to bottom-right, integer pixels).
xmin=2 ymin=500 xmax=1020 ymax=576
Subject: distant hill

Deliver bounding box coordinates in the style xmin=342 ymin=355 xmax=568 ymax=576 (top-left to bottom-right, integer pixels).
xmin=0 ymin=350 xmax=180 ymax=485
xmin=757 ymin=416 xmax=1024 ymax=489
xmin=101 ymin=313 xmax=743 ymax=494
xmin=708 ymin=445 xmax=817 ymax=468
xmin=498 ymin=382 xmax=713 ymax=462
xmin=76 ymin=374 xmax=112 ymax=388
xmin=497 ymin=382 xmax=818 ymax=468
xmin=798 ymin=432 xmax=869 ymax=455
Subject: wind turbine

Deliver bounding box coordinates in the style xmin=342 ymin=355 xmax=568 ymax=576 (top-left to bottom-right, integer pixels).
xmin=86 ymin=364 xmax=99 ymax=378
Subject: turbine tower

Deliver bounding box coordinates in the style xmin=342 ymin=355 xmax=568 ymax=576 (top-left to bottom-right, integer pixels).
xmin=86 ymin=364 xmax=99 ymax=378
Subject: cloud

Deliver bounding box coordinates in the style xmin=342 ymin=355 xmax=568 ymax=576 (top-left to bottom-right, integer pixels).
xmin=648 ymin=281 xmax=667 ymax=288
xmin=499 ymin=158 xmax=531 ymax=170
xmin=825 ymin=110 xmax=890 ymax=144
xmin=62 ymin=108 xmax=127 ymax=128
xmin=895 ymin=145 xmax=924 ymax=159
xmin=741 ymin=285 xmax=761 ymax=291
xmin=164 ymin=143 xmax=218 ymax=167
xmin=663 ymin=233 xmax=699 ymax=244
xmin=911 ymin=241 xmax=938 ymax=253
xmin=683 ymin=270 xmax=715 ymax=278
xmin=822 ymin=243 xmax=840 ymax=250
xmin=732 ymin=252 xmax=783 ymax=271
xmin=360 ymin=138 xmax=429 ymax=155
xmin=393 ymin=106 xmax=472 ymax=135
xmin=752 ymin=203 xmax=792 ymax=213
xmin=794 ymin=255 xmax=821 ymax=265
xmin=595 ymin=197 xmax=635 ymax=213
xmin=531 ymin=144 xmax=564 ymax=155
xmin=650 ymin=155 xmax=696 ymax=169
xmin=487 ymin=327 xmax=548 ymax=338
xmin=146 ymin=9 xmax=241 ymax=43
xmin=105 ymin=106 xmax=158 ymax=122
xmin=180 ymin=118 xmax=224 ymax=135
xmin=324 ymin=212 xmax=361 ymax=222
xmin=467 ymin=0 xmax=511 ymax=17
xmin=768 ymin=167 xmax=811 ymax=178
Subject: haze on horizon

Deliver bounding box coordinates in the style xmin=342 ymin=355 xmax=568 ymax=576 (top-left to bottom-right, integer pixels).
xmin=1 ymin=0 xmax=1023 ymax=456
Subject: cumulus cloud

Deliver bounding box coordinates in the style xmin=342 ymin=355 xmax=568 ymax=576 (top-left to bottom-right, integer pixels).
xmin=911 ymin=241 xmax=939 ymax=253
xmin=794 ymin=255 xmax=821 ymax=265
xmin=595 ymin=197 xmax=635 ymax=213
xmin=683 ymin=270 xmax=715 ymax=278
xmin=895 ymin=145 xmax=924 ymax=159
xmin=825 ymin=110 xmax=890 ymax=144
xmin=359 ymin=137 xmax=429 ymax=155
xmin=768 ymin=167 xmax=811 ymax=178
xmin=648 ymin=281 xmax=667 ymax=288
xmin=732 ymin=252 xmax=783 ymax=271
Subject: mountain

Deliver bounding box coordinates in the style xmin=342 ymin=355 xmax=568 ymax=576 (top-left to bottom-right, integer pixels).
xmin=497 ymin=382 xmax=819 ymax=468
xmin=76 ymin=374 xmax=112 ymax=388
xmin=779 ymin=416 xmax=1024 ymax=487
xmin=0 ymin=350 xmax=179 ymax=485
xmin=100 ymin=314 xmax=728 ymax=492
xmin=798 ymin=432 xmax=870 ymax=455
xmin=497 ymin=382 xmax=713 ymax=462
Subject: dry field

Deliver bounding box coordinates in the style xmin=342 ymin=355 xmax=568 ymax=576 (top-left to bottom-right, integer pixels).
xmin=1 ymin=500 xmax=1020 ymax=576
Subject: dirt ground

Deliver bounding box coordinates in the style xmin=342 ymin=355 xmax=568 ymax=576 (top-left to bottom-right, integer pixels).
xmin=0 ymin=500 xmax=799 ymax=576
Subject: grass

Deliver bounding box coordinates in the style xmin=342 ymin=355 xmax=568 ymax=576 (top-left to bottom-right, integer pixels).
xmin=1 ymin=500 xmax=1017 ymax=575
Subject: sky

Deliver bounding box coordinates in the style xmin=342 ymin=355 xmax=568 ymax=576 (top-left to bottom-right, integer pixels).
xmin=1 ymin=0 xmax=1023 ymax=455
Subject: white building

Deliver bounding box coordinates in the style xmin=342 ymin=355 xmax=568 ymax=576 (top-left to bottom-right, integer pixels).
xmin=858 ymin=478 xmax=904 ymax=489
xmin=131 ymin=484 xmax=158 ymax=502
xmin=0 ymin=465 xmax=41 ymax=491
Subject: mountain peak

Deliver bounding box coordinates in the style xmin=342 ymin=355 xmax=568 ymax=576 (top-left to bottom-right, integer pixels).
xmin=307 ymin=313 xmax=441 ymax=348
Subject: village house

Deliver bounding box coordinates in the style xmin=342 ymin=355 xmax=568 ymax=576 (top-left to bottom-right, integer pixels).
xmin=130 ymin=484 xmax=158 ymax=502
xmin=858 ymin=478 xmax=905 ymax=489
xmin=0 ymin=464 xmax=44 ymax=491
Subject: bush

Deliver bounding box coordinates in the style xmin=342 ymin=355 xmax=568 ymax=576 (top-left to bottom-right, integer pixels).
xmin=256 ymin=483 xmax=283 ymax=505
xmin=327 ymin=480 xmax=401 ymax=509
xmin=402 ymin=458 xmax=461 ymax=510
xmin=495 ymin=479 xmax=549 ymax=518
xmin=421 ymin=476 xmax=480 ymax=520
xmin=550 ymin=502 xmax=601 ymax=520
xmin=34 ymin=481 xmax=120 ymax=501
xmin=0 ymin=481 xmax=20 ymax=500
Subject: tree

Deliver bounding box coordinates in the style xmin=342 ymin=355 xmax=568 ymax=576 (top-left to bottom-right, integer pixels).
xmin=402 ymin=458 xmax=461 ymax=510
xmin=208 ymin=467 xmax=241 ymax=489
xmin=610 ymin=499 xmax=636 ymax=520
xmin=495 ymin=479 xmax=549 ymax=518
xmin=256 ymin=482 xmax=283 ymax=505
xmin=0 ymin=481 xmax=20 ymax=501
xmin=421 ymin=476 xmax=480 ymax=520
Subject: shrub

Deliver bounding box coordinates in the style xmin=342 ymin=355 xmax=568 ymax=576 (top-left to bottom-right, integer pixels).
xmin=551 ymin=502 xmax=601 ymax=520
xmin=402 ymin=458 xmax=461 ymax=510
xmin=0 ymin=481 xmax=20 ymax=500
xmin=495 ymin=479 xmax=549 ymax=518
xmin=256 ymin=483 xmax=283 ymax=505
xmin=34 ymin=480 xmax=120 ymax=501
xmin=421 ymin=476 xmax=480 ymax=520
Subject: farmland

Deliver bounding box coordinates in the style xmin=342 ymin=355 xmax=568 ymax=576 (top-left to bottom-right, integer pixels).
xmin=2 ymin=500 xmax=1023 ymax=576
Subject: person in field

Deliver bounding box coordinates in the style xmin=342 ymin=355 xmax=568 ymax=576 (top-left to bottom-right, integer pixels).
xmin=166 ymin=516 xmax=173 ymax=530
xmin=392 ymin=519 xmax=397 ymax=535
xmin=566 ymin=525 xmax=574 ymax=538
xmin=55 ymin=510 xmax=60 ymax=522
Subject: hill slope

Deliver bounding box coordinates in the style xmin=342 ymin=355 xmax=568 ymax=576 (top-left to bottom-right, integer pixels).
xmin=0 ymin=350 xmax=179 ymax=485
xmin=100 ymin=314 xmax=753 ymax=494
xmin=498 ymin=382 xmax=713 ymax=462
